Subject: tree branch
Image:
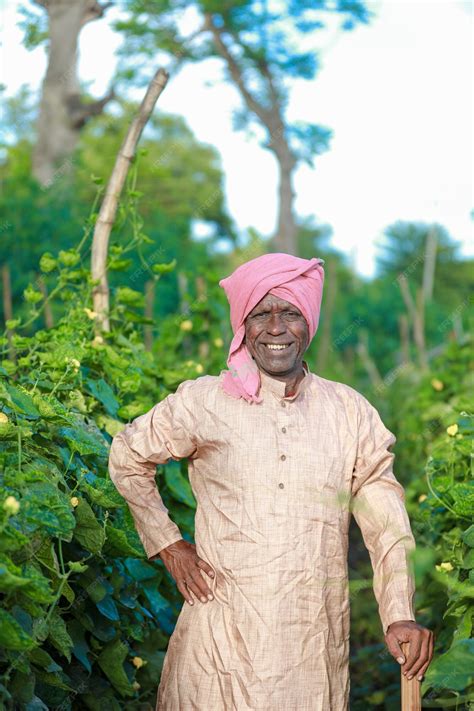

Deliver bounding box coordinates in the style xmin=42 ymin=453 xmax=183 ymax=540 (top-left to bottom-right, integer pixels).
xmin=67 ymin=88 xmax=116 ymax=129
xmin=91 ymin=68 xmax=169 ymax=332
xmin=204 ymin=13 xmax=272 ymax=128
xmin=81 ymin=1 xmax=113 ymax=27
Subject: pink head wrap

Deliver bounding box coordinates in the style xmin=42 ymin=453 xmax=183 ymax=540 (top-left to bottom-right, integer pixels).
xmin=219 ymin=252 xmax=325 ymax=403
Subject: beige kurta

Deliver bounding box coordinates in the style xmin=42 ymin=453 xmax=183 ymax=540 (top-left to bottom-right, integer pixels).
xmin=108 ymin=363 xmax=416 ymax=710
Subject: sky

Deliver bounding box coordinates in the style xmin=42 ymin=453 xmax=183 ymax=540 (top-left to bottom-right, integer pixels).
xmin=1 ymin=0 xmax=473 ymax=277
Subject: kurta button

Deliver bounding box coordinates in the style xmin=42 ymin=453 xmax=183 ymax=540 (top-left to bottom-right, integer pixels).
xmin=281 ymin=427 xmax=287 ymax=433
xmin=278 ymin=482 xmax=285 ymax=489
xmin=280 ymin=454 xmax=286 ymax=461
xmin=280 ymin=401 xmax=286 ymax=408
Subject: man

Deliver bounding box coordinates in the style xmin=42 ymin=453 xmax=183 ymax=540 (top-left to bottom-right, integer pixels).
xmin=108 ymin=253 xmax=433 ymax=710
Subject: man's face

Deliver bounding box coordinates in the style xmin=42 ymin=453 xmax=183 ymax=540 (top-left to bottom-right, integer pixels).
xmin=244 ymin=294 xmax=310 ymax=377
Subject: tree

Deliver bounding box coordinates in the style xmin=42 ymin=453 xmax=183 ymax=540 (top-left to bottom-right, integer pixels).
xmin=115 ymin=0 xmax=371 ymax=255
xmin=19 ymin=0 xmax=115 ymax=186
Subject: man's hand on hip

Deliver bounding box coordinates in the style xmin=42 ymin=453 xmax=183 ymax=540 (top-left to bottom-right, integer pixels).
xmin=384 ymin=620 xmax=434 ymax=681
xmin=158 ymin=540 xmax=215 ymax=606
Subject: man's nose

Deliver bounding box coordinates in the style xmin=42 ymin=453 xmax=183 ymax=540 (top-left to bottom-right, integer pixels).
xmin=266 ymin=314 xmax=286 ymax=334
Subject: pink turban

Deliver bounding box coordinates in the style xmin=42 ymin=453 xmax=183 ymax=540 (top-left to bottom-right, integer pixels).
xmin=219 ymin=253 xmax=325 ymax=404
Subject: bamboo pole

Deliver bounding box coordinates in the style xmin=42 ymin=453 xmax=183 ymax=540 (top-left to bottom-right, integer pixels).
xmin=401 ymin=642 xmax=421 ymax=711
xmin=91 ymin=68 xmax=169 ymax=332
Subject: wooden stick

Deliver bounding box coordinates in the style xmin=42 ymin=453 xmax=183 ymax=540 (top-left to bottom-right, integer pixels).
xmin=401 ymin=642 xmax=421 ymax=711
xmin=91 ymin=68 xmax=169 ymax=332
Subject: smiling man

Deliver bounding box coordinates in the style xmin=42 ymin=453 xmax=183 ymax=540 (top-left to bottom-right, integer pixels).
xmin=108 ymin=252 xmax=433 ymax=710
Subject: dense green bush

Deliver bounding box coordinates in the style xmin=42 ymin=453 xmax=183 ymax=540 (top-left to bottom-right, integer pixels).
xmin=0 ymin=246 xmax=213 ymax=709
xmin=349 ymin=338 xmax=474 ymax=710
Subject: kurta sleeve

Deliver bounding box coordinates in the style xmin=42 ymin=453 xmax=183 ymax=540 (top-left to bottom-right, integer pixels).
xmin=108 ymin=379 xmax=198 ymax=560
xmin=351 ymin=393 xmax=416 ymax=634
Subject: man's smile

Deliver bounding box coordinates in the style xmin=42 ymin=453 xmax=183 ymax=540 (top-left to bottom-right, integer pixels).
xmin=260 ymin=342 xmax=294 ymax=351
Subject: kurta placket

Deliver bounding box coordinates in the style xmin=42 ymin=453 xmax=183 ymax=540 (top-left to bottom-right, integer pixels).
xmin=108 ymin=363 xmax=417 ymax=711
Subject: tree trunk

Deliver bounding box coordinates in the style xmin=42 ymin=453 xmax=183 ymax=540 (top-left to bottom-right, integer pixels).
xmin=91 ymin=68 xmax=169 ymax=332
xmin=32 ymin=0 xmax=113 ymax=187
xmin=204 ymin=14 xmax=299 ymax=255
xmin=398 ymin=313 xmax=411 ymax=365
xmin=356 ymin=330 xmax=384 ymax=390
xmin=273 ymin=145 xmax=298 ymax=254
xmin=422 ymin=225 xmax=438 ymax=302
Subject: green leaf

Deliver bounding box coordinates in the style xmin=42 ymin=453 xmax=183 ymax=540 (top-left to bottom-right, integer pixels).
xmin=164 ymin=461 xmax=196 ymax=508
xmin=0 ymin=524 xmax=29 ymax=552
xmin=97 ymin=638 xmax=135 ymax=698
xmin=80 ymin=476 xmax=124 ymax=509
xmin=104 ymin=524 xmax=144 ymax=558
xmin=84 ymin=378 xmax=120 ymax=417
xmin=67 ymin=561 xmax=89 ymax=573
xmin=58 ymin=249 xmax=80 ymax=267
xmin=0 ymin=555 xmax=32 ymax=593
xmin=452 ymin=483 xmax=474 ymax=517
xmin=68 ymin=619 xmax=92 ymax=673
xmin=124 ymin=558 xmax=160 ymax=582
xmin=4 ymin=383 xmax=40 ymax=418
xmin=39 ymin=252 xmax=57 ymax=273
xmin=73 ymin=499 xmax=105 ymax=555
xmin=462 ymin=524 xmax=474 ymax=547
xmin=22 ymin=483 xmax=75 ymax=540
xmin=115 ymin=287 xmax=144 ymax=306
xmin=29 ymin=647 xmax=62 ymax=673
xmin=96 ymin=415 xmax=125 ymax=437
xmin=0 ymin=609 xmax=35 ymax=650
xmin=59 ymin=425 xmax=108 ymax=457
xmin=23 ymin=285 xmax=43 ymax=304
xmin=424 ymin=639 xmax=474 ymax=692
xmin=96 ymin=595 xmax=120 ymax=621
xmin=151 ymin=258 xmax=177 ymax=274
xmin=48 ymin=609 xmax=73 ymax=661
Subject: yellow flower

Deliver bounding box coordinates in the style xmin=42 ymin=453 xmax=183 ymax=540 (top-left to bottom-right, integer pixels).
xmin=132 ymin=657 xmax=145 ymax=669
xmin=431 ymin=378 xmax=444 ymax=391
xmin=70 ymin=496 xmax=80 ymax=507
xmin=3 ymin=495 xmax=20 ymax=515
xmin=195 ymin=364 xmax=204 ymax=374
xmin=446 ymin=424 xmax=458 ymax=437
xmin=180 ymin=320 xmax=193 ymax=332
xmin=92 ymin=335 xmax=104 ymax=346
xmin=0 ymin=413 xmax=9 ymax=424
xmin=132 ymin=682 xmax=141 ymax=691
xmin=435 ymin=561 xmax=454 ymax=573
xmin=213 ymin=337 xmax=224 ymax=348
xmin=418 ymin=494 xmax=427 ymax=503
xmin=83 ymin=308 xmax=98 ymax=320
xmin=65 ymin=357 xmax=81 ymax=372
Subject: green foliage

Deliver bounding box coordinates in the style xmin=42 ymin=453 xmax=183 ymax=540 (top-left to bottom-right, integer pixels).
xmin=349 ymin=338 xmax=474 ymax=709
xmin=114 ymin=0 xmax=371 ymax=166
xmin=0 ymin=241 xmax=209 ymax=708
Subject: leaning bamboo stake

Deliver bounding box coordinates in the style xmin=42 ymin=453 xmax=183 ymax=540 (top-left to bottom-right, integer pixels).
xmin=401 ymin=642 xmax=421 ymax=711
xmin=91 ymin=68 xmax=169 ymax=332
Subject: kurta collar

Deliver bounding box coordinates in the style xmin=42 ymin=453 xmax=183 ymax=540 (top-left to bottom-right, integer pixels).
xmin=258 ymin=361 xmax=312 ymax=401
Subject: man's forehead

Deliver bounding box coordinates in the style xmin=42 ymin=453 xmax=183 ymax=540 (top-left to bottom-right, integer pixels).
xmin=248 ymin=293 xmax=302 ymax=313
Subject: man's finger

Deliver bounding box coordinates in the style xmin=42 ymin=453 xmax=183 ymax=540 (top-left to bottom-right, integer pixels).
xmin=187 ymin=569 xmax=212 ymax=603
xmin=413 ymin=632 xmax=434 ymax=681
xmin=406 ymin=632 xmax=430 ymax=679
xmin=196 ymin=558 xmax=215 ymax=579
xmin=177 ymin=579 xmax=194 ymax=606
xmin=403 ymin=632 xmax=423 ymax=676
xmin=385 ymin=633 xmax=406 ymax=664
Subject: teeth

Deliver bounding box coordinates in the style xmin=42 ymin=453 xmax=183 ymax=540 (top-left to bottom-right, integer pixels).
xmin=266 ymin=344 xmax=289 ymax=350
